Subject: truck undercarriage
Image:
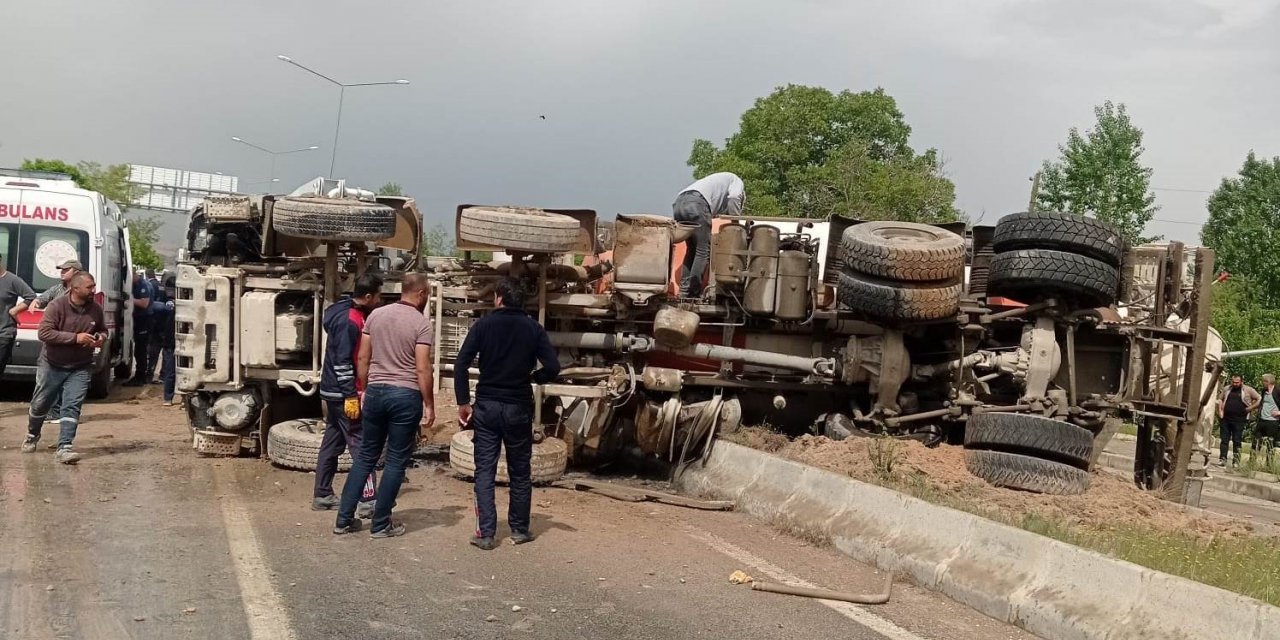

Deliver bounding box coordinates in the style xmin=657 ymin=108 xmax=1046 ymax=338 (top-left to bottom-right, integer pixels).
xmin=175 ymin=188 xmax=1216 ymax=503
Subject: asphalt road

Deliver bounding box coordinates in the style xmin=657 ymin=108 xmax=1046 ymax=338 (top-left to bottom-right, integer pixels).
xmin=0 ymin=384 xmax=1035 ymax=640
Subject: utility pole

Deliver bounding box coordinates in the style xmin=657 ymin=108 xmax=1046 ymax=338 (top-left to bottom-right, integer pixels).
xmin=1028 ymin=171 xmax=1042 ymax=213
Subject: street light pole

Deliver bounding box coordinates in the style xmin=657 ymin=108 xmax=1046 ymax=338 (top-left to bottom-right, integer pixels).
xmin=230 ymin=136 xmax=319 ymax=182
xmin=276 ymin=55 xmax=409 ymax=178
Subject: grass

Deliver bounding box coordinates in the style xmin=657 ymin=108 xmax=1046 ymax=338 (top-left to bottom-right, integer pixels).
xmin=856 ymin=450 xmax=1280 ymax=606
xmin=1117 ymin=423 xmax=1139 ymax=437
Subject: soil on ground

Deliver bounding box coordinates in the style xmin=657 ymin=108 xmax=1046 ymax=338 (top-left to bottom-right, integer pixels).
xmin=731 ymin=429 xmax=1260 ymax=541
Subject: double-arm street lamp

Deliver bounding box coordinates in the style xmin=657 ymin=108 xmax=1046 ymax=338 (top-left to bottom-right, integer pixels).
xmin=230 ymin=136 xmax=319 ymax=182
xmin=276 ymin=55 xmax=409 ymax=178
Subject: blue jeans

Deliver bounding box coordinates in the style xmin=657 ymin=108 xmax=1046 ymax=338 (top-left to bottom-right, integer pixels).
xmin=472 ymin=399 xmax=534 ymax=538
xmin=337 ymin=385 xmax=422 ymax=532
xmin=161 ymin=347 xmax=176 ymax=402
xmin=26 ymin=361 xmax=91 ymax=449
xmin=672 ymin=191 xmax=712 ymax=297
xmin=34 ymin=362 xmax=62 ymax=420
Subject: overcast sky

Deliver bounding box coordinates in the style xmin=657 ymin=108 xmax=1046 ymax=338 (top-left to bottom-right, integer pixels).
xmin=2 ymin=0 xmax=1277 ymax=243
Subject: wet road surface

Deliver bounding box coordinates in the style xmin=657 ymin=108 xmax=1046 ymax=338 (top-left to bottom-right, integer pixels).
xmin=0 ymin=385 xmax=1036 ymax=639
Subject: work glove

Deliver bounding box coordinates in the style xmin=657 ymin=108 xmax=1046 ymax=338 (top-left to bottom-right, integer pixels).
xmin=344 ymin=397 xmax=361 ymax=420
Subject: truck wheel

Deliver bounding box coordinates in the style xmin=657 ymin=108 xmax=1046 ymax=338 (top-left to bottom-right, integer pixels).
xmin=449 ymin=430 xmax=568 ymax=484
xmin=459 ymin=207 xmax=579 ymax=254
xmin=964 ymin=413 xmax=1093 ymax=467
xmin=272 ymin=197 xmax=397 ymax=242
xmin=839 ymin=221 xmax=965 ymax=282
xmin=837 ymin=271 xmax=961 ymax=321
xmin=88 ymin=366 xmax=112 ymax=400
xmin=987 ymin=249 xmax=1119 ymax=308
xmin=992 ymin=211 xmax=1126 ymax=268
xmin=965 ymin=449 xmax=1090 ymax=495
xmin=266 ymin=419 xmax=352 ymax=472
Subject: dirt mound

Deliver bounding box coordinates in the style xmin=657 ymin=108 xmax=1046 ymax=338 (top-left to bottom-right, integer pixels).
xmin=773 ymin=434 xmax=1255 ymax=541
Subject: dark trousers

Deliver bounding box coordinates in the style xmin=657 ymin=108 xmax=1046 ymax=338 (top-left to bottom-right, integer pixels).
xmin=132 ymin=325 xmax=151 ymax=382
xmin=161 ymin=347 xmax=176 ymax=402
xmin=0 ymin=334 xmax=14 ymax=379
xmin=1256 ymin=420 xmax=1280 ymax=464
xmin=147 ymin=338 xmax=163 ymax=381
xmin=1221 ymin=417 xmax=1246 ymax=463
xmin=337 ymin=385 xmax=421 ymax=532
xmin=315 ymin=399 xmax=377 ymax=500
xmin=672 ymin=191 xmax=713 ymax=298
xmin=472 ymin=399 xmax=534 ymax=538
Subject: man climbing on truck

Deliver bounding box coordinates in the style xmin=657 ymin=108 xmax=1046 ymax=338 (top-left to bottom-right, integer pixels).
xmin=314 ymin=273 xmax=383 ymax=516
xmin=671 ymin=172 xmax=744 ymax=298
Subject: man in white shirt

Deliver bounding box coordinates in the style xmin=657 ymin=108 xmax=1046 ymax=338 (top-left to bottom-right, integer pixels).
xmin=671 ymin=172 xmax=745 ymax=298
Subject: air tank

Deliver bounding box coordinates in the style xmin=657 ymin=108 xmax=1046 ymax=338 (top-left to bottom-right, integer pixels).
xmin=775 ymin=250 xmax=811 ymax=320
xmin=743 ymin=225 xmax=780 ymax=315
xmin=712 ymin=223 xmax=749 ymax=287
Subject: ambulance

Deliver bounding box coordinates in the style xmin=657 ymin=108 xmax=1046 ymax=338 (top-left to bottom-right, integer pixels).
xmin=0 ymin=169 xmax=135 ymax=398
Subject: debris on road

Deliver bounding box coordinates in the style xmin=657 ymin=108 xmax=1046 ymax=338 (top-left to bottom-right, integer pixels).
xmin=485 ymin=615 xmax=499 ymax=623
xmin=551 ymin=478 xmax=734 ymax=511
xmin=511 ymin=605 xmax=523 ymax=612
xmin=742 ymin=572 xmax=893 ymax=605
xmin=729 ymin=570 xmax=752 ymax=584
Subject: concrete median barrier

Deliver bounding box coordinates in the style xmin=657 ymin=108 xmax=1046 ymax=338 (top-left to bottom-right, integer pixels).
xmin=675 ymin=441 xmax=1280 ymax=640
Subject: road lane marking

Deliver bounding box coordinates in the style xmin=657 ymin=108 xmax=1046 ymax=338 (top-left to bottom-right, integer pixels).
xmin=216 ymin=469 xmax=298 ymax=640
xmin=689 ymin=530 xmax=926 ymax=640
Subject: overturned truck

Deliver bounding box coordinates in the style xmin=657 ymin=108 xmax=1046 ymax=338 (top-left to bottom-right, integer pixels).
xmin=175 ymin=191 xmax=1216 ymax=501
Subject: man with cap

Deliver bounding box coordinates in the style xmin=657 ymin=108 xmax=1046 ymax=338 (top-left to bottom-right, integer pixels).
xmin=11 ymin=258 xmax=83 ymax=426
xmin=0 ymin=252 xmax=37 ymax=381
xmin=124 ymin=271 xmax=154 ymax=387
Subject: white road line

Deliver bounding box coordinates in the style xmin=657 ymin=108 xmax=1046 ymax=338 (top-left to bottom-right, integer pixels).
xmin=689 ymin=530 xmax=927 ymax=640
xmin=216 ymin=470 xmax=298 ymax=640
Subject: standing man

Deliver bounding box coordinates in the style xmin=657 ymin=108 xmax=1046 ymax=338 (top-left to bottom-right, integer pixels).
xmin=19 ymin=273 xmax=106 ymax=464
xmin=158 ymin=274 xmax=178 ymax=406
xmin=124 ymin=271 xmax=153 ymax=387
xmin=314 ymin=273 xmax=383 ymax=516
xmin=455 ymin=278 xmax=560 ymax=550
xmin=333 ymin=273 xmax=436 ymax=538
xmin=0 ymin=252 xmax=37 ymax=380
xmin=12 ymin=259 xmax=83 ymax=427
xmin=1257 ymin=374 xmax=1280 ymax=465
xmin=1218 ymin=375 xmax=1259 ymax=466
xmin=671 ymin=172 xmax=744 ymax=298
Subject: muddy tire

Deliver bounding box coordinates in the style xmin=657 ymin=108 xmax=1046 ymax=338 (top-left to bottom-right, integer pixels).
xmin=837 ymin=271 xmax=961 ymax=321
xmin=993 ymin=211 xmax=1126 ymax=268
xmin=272 ymin=197 xmax=397 ymax=242
xmin=840 ymin=221 xmax=965 ymax=282
xmin=964 ymin=413 xmax=1093 ymax=467
xmin=267 ymin=419 xmax=351 ymax=472
xmin=987 ymin=249 xmax=1119 ymax=308
xmin=449 ymin=430 xmax=568 ymax=484
xmin=965 ymin=449 xmax=1090 ymax=495
xmin=459 ymin=207 xmax=579 ymax=253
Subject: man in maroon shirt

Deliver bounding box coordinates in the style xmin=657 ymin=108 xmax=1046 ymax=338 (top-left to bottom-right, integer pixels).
xmin=20 ymin=273 xmax=106 ymax=464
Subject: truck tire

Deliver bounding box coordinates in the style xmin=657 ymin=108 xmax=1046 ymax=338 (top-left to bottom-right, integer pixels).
xmin=987 ymin=249 xmax=1119 ymax=308
xmin=965 ymin=449 xmax=1090 ymax=495
xmin=272 ymin=197 xmax=397 ymax=242
xmin=837 ymin=271 xmax=961 ymax=321
xmin=88 ymin=366 xmax=112 ymax=400
xmin=449 ymin=430 xmax=568 ymax=484
xmin=964 ymin=413 xmax=1093 ymax=467
xmin=267 ymin=419 xmax=352 ymax=472
xmin=840 ymin=221 xmax=965 ymax=282
xmin=459 ymin=207 xmax=579 ymax=254
xmin=993 ymin=211 xmax=1126 ymax=268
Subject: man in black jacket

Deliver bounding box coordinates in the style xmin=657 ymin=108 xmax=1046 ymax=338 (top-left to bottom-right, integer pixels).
xmin=313 ymin=274 xmax=383 ymax=514
xmin=455 ymin=278 xmax=560 ymax=550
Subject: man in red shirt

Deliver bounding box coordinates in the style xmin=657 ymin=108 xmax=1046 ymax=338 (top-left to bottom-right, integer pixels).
xmin=313 ymin=274 xmax=383 ymax=513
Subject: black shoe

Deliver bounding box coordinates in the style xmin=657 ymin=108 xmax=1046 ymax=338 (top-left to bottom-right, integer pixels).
xmin=333 ymin=518 xmax=363 ymax=535
xmin=123 ymin=378 xmax=146 ymax=387
xmin=371 ymin=521 xmax=406 ymax=539
xmin=470 ymin=535 xmax=498 ymax=551
xmin=510 ymin=530 xmax=536 ymax=545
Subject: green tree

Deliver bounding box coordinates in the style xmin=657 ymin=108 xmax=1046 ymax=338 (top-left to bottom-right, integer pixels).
xmin=1201 ymin=152 xmax=1280 ymax=307
xmin=421 ymin=224 xmax=455 ymax=257
xmin=377 ymin=182 xmax=404 ymax=196
xmin=688 ymin=84 xmax=958 ymax=221
xmin=19 ymin=158 xmax=140 ymax=206
xmin=1209 ymin=277 xmax=1280 ymax=387
xmin=1036 ymin=101 xmax=1158 ymax=245
xmin=19 ymin=158 xmax=88 ymax=185
xmin=127 ymin=215 xmax=165 ymax=271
